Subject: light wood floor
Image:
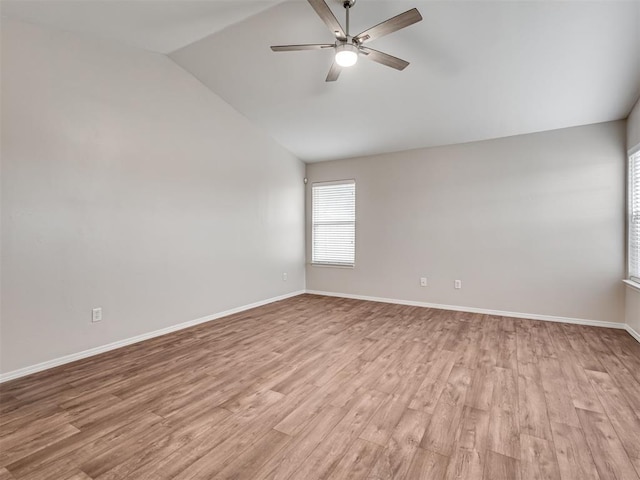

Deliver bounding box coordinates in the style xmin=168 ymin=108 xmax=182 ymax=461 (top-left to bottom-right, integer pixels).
xmin=1 ymin=294 xmax=640 ymax=480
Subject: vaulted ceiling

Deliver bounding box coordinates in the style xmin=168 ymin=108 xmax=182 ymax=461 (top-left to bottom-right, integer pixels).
xmin=3 ymin=0 xmax=640 ymax=162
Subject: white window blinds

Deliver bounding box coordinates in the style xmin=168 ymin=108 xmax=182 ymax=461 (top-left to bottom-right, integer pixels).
xmin=630 ymin=151 xmax=640 ymax=282
xmin=312 ymin=180 xmax=355 ymax=266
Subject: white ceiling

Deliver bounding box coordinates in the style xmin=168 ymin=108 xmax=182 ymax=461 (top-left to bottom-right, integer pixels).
xmin=1 ymin=0 xmax=283 ymax=53
xmin=3 ymin=1 xmax=640 ymax=162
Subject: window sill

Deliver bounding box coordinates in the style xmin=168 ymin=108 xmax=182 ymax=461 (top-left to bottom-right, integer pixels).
xmin=310 ymin=263 xmax=354 ymax=269
xmin=623 ymin=279 xmax=640 ymax=293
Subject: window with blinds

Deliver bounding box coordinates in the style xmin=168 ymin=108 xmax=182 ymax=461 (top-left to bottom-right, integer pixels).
xmin=312 ymin=180 xmax=356 ymax=266
xmin=630 ymin=150 xmax=640 ymax=282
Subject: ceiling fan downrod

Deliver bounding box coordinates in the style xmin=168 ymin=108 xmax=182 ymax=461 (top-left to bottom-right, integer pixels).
xmin=343 ymin=0 xmax=355 ymax=39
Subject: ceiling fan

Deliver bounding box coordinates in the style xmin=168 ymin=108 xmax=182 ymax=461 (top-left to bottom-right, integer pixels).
xmin=271 ymin=0 xmax=423 ymax=82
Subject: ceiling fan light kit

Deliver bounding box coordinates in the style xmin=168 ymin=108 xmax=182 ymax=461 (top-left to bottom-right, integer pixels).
xmin=335 ymin=43 xmax=358 ymax=67
xmin=271 ymin=0 xmax=423 ymax=82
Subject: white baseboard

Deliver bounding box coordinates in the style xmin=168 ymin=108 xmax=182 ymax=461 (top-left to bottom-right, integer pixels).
xmin=3 ymin=288 xmax=637 ymax=383
xmin=0 ymin=290 xmax=305 ymax=384
xmin=305 ymin=289 xmax=628 ymax=330
xmin=626 ymin=324 xmax=640 ymax=343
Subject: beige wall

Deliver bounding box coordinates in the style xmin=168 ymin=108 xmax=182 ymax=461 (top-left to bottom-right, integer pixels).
xmin=625 ymin=286 xmax=640 ymax=335
xmin=0 ymin=20 xmax=305 ymax=374
xmin=306 ymin=122 xmax=626 ymax=323
xmin=626 ymin=97 xmax=640 ymax=334
xmin=628 ymin=96 xmax=640 ymax=151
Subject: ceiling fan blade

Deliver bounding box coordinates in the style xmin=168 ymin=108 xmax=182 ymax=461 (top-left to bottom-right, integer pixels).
xmin=326 ymin=61 xmax=341 ymax=82
xmin=271 ymin=44 xmax=334 ymax=52
xmin=307 ymin=0 xmax=346 ymax=40
xmin=355 ymin=8 xmax=422 ymax=44
xmin=360 ymin=47 xmax=409 ymax=71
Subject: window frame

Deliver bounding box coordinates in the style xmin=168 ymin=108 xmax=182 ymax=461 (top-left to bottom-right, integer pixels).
xmin=629 ymin=146 xmax=640 ymax=285
xmin=311 ymin=179 xmax=356 ymax=268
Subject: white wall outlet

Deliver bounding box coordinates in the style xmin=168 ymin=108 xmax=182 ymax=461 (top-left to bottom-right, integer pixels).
xmin=420 ymin=277 xmax=428 ymax=287
xmin=454 ymin=280 xmax=462 ymax=289
xmin=92 ymin=307 xmax=102 ymax=323
xmin=282 ymin=272 xmax=288 ymax=281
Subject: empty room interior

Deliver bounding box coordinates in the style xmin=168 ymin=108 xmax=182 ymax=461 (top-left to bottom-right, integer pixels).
xmin=1 ymin=0 xmax=640 ymax=479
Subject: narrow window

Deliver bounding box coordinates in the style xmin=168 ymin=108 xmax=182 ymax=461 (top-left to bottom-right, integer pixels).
xmin=312 ymin=180 xmax=356 ymax=267
xmin=629 ymin=150 xmax=640 ymax=282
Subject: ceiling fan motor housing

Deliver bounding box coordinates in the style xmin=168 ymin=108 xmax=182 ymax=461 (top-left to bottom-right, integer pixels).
xmin=337 ymin=35 xmax=358 ymax=47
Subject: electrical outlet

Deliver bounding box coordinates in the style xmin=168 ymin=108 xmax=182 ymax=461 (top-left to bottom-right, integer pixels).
xmin=282 ymin=272 xmax=288 ymax=281
xmin=92 ymin=307 xmax=102 ymax=323
xmin=454 ymin=280 xmax=462 ymax=289
xmin=420 ymin=277 xmax=427 ymax=287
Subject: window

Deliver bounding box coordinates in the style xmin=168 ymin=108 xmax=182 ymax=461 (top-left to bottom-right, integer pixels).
xmin=312 ymin=180 xmax=355 ymax=266
xmin=630 ymin=150 xmax=640 ymax=283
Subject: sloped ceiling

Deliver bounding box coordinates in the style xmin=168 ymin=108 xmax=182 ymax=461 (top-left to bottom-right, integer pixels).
xmin=171 ymin=0 xmax=640 ymax=161
xmin=3 ymin=1 xmax=640 ymax=162
xmin=1 ymin=0 xmax=284 ymax=53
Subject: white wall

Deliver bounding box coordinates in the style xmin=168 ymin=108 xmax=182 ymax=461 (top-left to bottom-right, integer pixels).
xmin=626 ymin=97 xmax=640 ymax=334
xmin=0 ymin=19 xmax=305 ymax=375
xmin=306 ymin=122 xmax=626 ymax=323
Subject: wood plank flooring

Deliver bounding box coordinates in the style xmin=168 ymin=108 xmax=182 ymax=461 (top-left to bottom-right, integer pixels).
xmin=1 ymin=294 xmax=640 ymax=480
